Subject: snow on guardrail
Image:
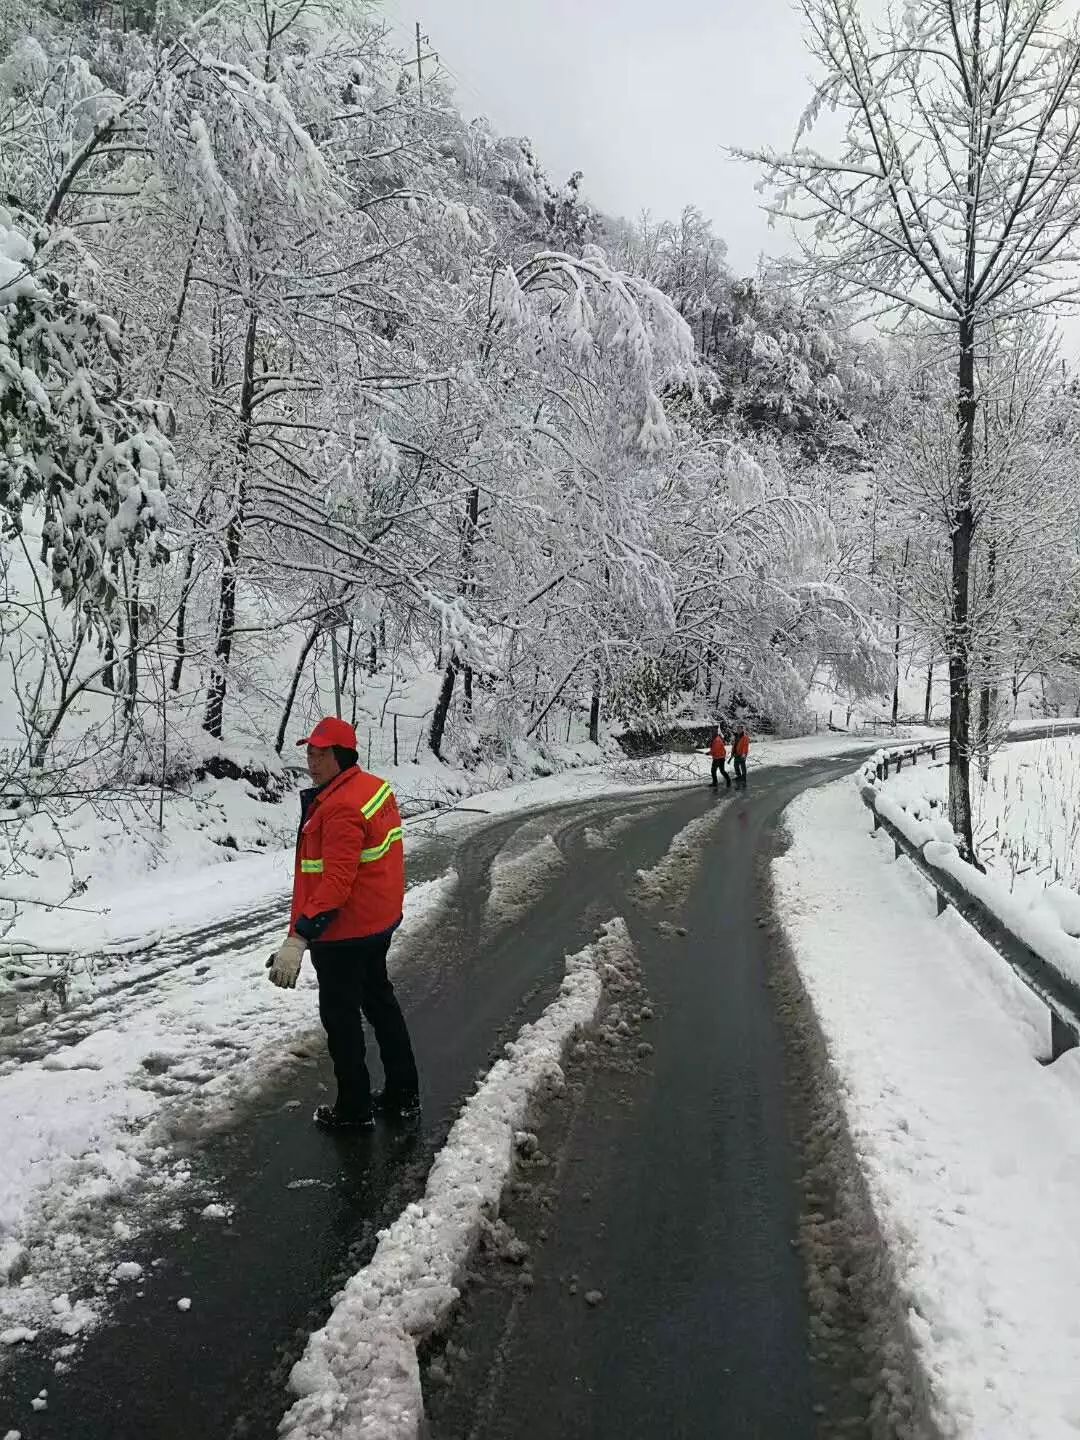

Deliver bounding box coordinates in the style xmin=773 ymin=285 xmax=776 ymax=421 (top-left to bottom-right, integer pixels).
xmin=857 ymin=740 xmax=1080 ymax=1061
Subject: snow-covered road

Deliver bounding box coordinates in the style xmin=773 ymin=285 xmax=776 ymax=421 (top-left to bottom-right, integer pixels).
xmin=1 ymin=750 xmax=891 ymax=1440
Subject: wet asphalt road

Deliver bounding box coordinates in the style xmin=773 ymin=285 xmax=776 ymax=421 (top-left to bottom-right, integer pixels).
xmin=440 ymin=760 xmax=853 ymax=1440
xmin=0 ymin=756 xmax=860 ymax=1439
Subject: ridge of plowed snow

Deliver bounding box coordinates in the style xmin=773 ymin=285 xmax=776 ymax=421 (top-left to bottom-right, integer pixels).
xmin=278 ymin=918 xmax=635 ymax=1440
xmin=484 ymin=834 xmax=565 ymax=928
xmin=634 ymin=804 xmax=727 ymax=909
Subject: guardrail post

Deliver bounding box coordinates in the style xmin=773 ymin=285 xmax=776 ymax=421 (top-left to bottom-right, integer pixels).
xmin=896 ymin=754 xmax=903 ymax=772
xmin=1051 ymin=1010 xmax=1079 ymax=1061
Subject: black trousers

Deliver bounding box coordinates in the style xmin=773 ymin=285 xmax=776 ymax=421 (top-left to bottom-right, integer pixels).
xmin=734 ymin=754 xmax=747 ymax=782
xmin=710 ymin=758 xmax=730 ymax=787
xmin=310 ymin=927 xmax=419 ymax=1117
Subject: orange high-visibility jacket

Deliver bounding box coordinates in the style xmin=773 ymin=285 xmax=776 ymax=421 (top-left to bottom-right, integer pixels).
xmin=709 ymin=735 xmax=727 ymax=759
xmin=734 ymin=733 xmax=750 ymax=757
xmin=290 ymin=766 xmax=404 ymax=942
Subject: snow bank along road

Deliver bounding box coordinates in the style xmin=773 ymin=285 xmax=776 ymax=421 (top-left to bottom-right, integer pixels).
xmin=1 ymin=753 xmax=906 ymax=1439
xmin=776 ymin=778 xmax=1080 ymax=1439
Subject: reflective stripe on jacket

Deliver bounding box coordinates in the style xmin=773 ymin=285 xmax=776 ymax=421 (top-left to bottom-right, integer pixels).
xmin=290 ymin=766 xmax=405 ymax=941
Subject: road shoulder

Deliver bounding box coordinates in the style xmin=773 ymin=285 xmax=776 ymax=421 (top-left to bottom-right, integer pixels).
xmin=773 ymin=776 xmax=1080 ymax=1440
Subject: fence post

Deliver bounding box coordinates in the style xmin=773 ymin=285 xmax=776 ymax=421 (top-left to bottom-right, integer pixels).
xmin=1051 ymin=1010 xmax=1079 ymax=1061
xmin=394 ymin=713 xmax=399 ymax=767
xmin=366 ymin=730 xmax=372 ymax=770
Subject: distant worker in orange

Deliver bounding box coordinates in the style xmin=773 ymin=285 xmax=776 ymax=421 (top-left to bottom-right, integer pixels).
xmin=266 ymin=716 xmax=419 ymax=1132
xmin=733 ymin=728 xmax=750 ymax=784
xmin=708 ymin=729 xmax=730 ymax=789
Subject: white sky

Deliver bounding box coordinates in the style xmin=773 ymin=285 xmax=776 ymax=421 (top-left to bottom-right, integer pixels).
xmin=380 ymin=0 xmax=811 ymax=273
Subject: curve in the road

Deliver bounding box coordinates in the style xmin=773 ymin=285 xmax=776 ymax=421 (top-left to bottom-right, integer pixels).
xmin=425 ymin=760 xmax=859 ymax=1440
xmin=0 ymin=789 xmax=697 ymax=1440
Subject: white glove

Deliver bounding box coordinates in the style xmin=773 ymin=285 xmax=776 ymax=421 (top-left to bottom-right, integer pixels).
xmin=266 ymin=934 xmax=305 ymax=989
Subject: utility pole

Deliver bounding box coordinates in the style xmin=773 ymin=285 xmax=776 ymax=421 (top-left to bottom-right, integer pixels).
xmin=414 ymin=21 xmax=437 ymax=103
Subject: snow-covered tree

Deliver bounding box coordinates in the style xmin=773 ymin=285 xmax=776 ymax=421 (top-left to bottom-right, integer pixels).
xmin=746 ymin=0 xmax=1080 ymax=857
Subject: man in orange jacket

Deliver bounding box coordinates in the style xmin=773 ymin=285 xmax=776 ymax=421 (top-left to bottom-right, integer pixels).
xmin=708 ymin=730 xmax=730 ymax=789
xmin=733 ymin=729 xmax=750 ymax=784
xmin=266 ymin=716 xmax=419 ymax=1132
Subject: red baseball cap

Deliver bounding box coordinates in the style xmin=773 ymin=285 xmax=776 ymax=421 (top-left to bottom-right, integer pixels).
xmin=297 ymin=717 xmax=357 ymax=749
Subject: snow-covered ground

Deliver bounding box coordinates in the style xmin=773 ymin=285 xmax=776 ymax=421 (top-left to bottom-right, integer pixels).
xmin=874 ymin=736 xmax=1080 ymax=993
xmin=0 ymin=871 xmax=459 ymax=1342
xmin=883 ymin=734 xmax=1080 ymax=894
xmin=774 ymin=777 xmax=1080 ymax=1439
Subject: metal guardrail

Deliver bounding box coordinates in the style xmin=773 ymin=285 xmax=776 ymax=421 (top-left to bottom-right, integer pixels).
xmin=860 ymin=736 xmax=1080 ymax=1062
xmin=873 ymin=720 xmax=1080 ymax=781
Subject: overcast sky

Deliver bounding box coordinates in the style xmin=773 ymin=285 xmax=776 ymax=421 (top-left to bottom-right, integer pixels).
xmin=379 ymin=0 xmax=814 ymax=274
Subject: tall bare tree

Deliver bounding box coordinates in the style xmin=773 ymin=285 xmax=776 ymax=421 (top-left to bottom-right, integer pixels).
xmin=744 ymin=0 xmax=1080 ymax=857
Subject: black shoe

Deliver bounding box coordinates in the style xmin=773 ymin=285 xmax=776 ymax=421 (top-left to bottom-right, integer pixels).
xmin=313 ymin=1104 xmax=374 ymax=1132
xmin=372 ymin=1090 xmax=421 ymax=1121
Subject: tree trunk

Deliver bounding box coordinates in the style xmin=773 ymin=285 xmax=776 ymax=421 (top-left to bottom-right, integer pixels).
xmin=154 ymin=218 xmax=202 ymax=401
xmin=923 ymin=657 xmax=934 ymax=726
xmin=588 ymin=679 xmax=601 ymax=745
xmin=977 ymin=682 xmax=998 ymax=782
xmin=948 ymin=314 xmax=977 ymax=860
xmin=124 ymin=554 xmax=141 ymax=720
xmin=975 ymin=539 xmax=998 ymax=782
xmin=461 ymin=486 xmax=479 ymax=719
xmin=430 ymin=487 xmax=480 ymax=755
xmin=890 ymin=539 xmax=909 ymax=726
xmin=171 ymin=538 xmax=198 ymax=692
xmin=203 ymin=303 xmax=258 ymax=739
xmin=276 ymin=625 xmax=320 ymax=753
xmin=429 ymin=658 xmax=458 ymax=759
